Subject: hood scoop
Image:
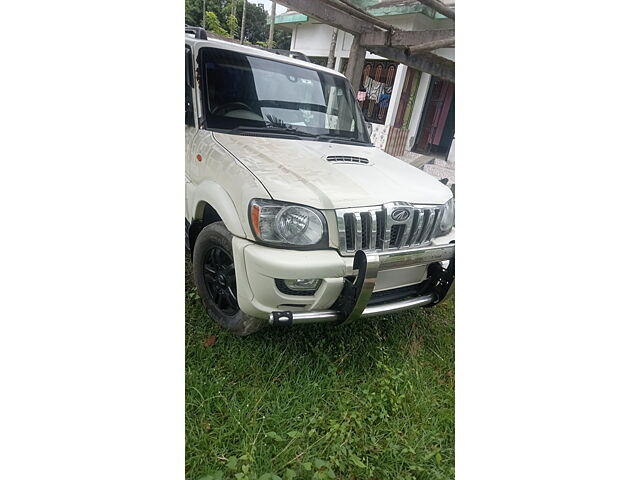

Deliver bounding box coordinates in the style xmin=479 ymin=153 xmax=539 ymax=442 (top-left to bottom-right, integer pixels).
xmin=325 ymin=155 xmax=370 ymax=165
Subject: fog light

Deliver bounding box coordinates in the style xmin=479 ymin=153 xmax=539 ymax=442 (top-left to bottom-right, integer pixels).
xmin=276 ymin=278 xmax=322 ymax=295
xmin=284 ymin=278 xmax=321 ymax=290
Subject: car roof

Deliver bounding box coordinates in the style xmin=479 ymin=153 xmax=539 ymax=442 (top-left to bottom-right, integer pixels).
xmin=185 ymin=33 xmax=346 ymax=79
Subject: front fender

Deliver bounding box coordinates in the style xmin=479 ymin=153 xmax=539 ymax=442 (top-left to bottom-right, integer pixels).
xmin=188 ymin=180 xmax=248 ymax=238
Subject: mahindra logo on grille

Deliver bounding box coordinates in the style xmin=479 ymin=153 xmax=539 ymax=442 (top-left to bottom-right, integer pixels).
xmin=391 ymin=208 xmax=410 ymax=221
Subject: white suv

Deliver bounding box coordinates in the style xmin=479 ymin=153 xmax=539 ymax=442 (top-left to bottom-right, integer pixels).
xmin=185 ymin=28 xmax=454 ymax=335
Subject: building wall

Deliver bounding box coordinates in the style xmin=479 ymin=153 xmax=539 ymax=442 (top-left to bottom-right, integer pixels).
xmin=447 ymin=138 xmax=455 ymax=163
xmin=290 ymin=22 xmax=339 ymax=57
xmin=281 ymin=13 xmax=454 ymax=157
xmin=369 ymin=123 xmax=390 ymax=149
xmin=433 ymin=48 xmax=454 ymax=61
xmin=385 ymin=64 xmax=408 ymax=127
xmin=291 ymin=14 xmax=425 ymax=63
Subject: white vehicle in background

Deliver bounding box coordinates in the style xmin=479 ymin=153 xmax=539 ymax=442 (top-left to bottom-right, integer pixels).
xmin=185 ymin=27 xmax=454 ymax=335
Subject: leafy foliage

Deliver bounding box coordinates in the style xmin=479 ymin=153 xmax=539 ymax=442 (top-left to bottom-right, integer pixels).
xmin=205 ymin=11 xmax=228 ymax=36
xmin=236 ymin=1 xmax=268 ymax=44
xmin=226 ymin=14 xmax=239 ymax=39
xmin=185 ymin=0 xmax=291 ymax=48
xmin=185 ymin=0 xmax=206 ymax=28
xmin=273 ymin=29 xmax=291 ymax=50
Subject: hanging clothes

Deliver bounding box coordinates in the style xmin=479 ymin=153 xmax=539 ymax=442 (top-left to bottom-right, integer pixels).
xmin=369 ymin=79 xmax=384 ymax=102
xmin=378 ymin=93 xmax=391 ymax=108
xmin=363 ymin=76 xmax=384 ymax=102
xmin=363 ymin=76 xmax=373 ymax=95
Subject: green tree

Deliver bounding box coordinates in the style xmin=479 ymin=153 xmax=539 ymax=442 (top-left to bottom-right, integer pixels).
xmin=184 ymin=0 xmax=202 ymax=27
xmin=235 ymin=1 xmax=268 ymax=44
xmin=273 ymin=29 xmax=292 ymax=50
xmin=205 ymin=11 xmax=228 ymax=36
xmin=185 ymin=1 xmax=270 ymax=45
xmin=226 ymin=14 xmax=239 ymax=39
xmin=185 ymin=0 xmax=226 ymax=28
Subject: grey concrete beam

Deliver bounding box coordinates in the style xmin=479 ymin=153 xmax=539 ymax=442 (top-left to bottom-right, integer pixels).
xmin=416 ymin=0 xmax=455 ymax=20
xmin=277 ymin=0 xmax=376 ymax=35
xmin=408 ymin=37 xmax=455 ymax=54
xmin=328 ymin=0 xmax=397 ymax=32
xmin=360 ymin=29 xmax=455 ymax=47
xmin=366 ymin=45 xmax=455 ymax=82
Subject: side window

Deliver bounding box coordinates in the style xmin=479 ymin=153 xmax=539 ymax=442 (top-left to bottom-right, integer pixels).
xmin=185 ymin=46 xmax=195 ymax=126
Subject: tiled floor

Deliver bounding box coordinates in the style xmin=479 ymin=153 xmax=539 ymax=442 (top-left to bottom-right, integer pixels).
xmin=397 ymin=151 xmax=455 ymax=188
xmin=423 ymin=163 xmax=455 ymax=186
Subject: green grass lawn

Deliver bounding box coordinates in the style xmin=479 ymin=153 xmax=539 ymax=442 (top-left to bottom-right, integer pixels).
xmin=186 ymin=257 xmax=455 ymax=480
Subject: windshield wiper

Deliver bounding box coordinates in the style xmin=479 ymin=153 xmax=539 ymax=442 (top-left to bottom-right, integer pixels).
xmin=315 ymin=134 xmax=367 ymax=144
xmin=230 ymin=126 xmax=369 ymax=144
xmin=232 ymin=125 xmax=318 ymax=138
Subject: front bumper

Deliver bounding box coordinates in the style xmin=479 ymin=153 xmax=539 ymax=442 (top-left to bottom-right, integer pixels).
xmin=232 ymin=237 xmax=454 ymax=326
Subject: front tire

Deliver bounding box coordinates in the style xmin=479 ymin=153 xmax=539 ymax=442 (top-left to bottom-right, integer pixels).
xmin=193 ymin=222 xmax=265 ymax=336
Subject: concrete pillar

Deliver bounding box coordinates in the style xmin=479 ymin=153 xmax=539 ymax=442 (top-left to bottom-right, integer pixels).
xmin=334 ymin=56 xmax=342 ymax=73
xmin=268 ymin=1 xmax=277 ymax=48
xmin=344 ymin=34 xmax=366 ymax=94
xmin=406 ymin=72 xmax=432 ymax=151
xmin=385 ymin=64 xmax=408 ymax=127
xmin=447 ymin=138 xmax=455 ymax=163
xmin=290 ymin=24 xmax=298 ymax=50
xmin=327 ymin=28 xmax=338 ymax=69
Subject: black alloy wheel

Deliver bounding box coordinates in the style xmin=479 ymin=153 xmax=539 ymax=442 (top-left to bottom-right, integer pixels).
xmin=202 ymin=246 xmax=239 ymax=316
xmin=193 ymin=221 xmax=266 ymax=336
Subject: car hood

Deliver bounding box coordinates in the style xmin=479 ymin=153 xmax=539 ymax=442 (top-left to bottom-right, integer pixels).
xmin=213 ymin=132 xmax=453 ymax=210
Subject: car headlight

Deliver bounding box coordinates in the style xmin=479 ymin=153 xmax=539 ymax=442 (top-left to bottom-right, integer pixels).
xmin=249 ymin=199 xmax=327 ymax=247
xmin=437 ymin=197 xmax=455 ymax=235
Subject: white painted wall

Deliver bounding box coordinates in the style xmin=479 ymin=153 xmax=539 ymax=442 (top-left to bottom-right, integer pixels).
xmin=447 ymin=138 xmax=455 ymax=163
xmin=369 ymin=123 xmax=390 ymax=149
xmin=291 ymin=22 xmax=339 ymax=57
xmin=385 ymin=64 xmax=407 ymax=127
xmin=407 ymin=72 xmax=432 ymax=150
xmin=412 ymin=14 xmax=454 ymax=31
xmin=434 ymin=48 xmax=455 ymax=61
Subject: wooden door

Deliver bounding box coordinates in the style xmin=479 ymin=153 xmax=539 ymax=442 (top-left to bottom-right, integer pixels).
xmin=415 ymin=79 xmax=454 ymax=153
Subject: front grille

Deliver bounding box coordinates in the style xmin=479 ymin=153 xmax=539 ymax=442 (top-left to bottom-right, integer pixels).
xmin=336 ymin=202 xmax=442 ymax=255
xmin=389 ymin=225 xmax=402 ymax=247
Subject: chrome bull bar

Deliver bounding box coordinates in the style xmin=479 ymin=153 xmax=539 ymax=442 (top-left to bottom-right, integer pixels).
xmin=269 ymin=243 xmax=454 ymax=326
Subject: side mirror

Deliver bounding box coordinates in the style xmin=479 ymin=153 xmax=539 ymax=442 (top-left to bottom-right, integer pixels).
xmin=366 ymin=122 xmax=373 ymax=136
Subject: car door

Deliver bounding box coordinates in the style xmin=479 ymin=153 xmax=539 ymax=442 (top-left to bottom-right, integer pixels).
xmin=185 ymin=44 xmax=198 ymax=218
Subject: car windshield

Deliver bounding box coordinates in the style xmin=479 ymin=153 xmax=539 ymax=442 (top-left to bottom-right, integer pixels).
xmin=200 ymin=47 xmax=371 ymax=144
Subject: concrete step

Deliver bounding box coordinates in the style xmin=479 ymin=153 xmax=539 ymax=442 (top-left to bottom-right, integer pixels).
xmin=423 ymin=163 xmax=455 ymax=186
xmin=432 ymin=157 xmax=453 ymax=167
xmin=398 ymin=152 xmax=436 ymax=170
